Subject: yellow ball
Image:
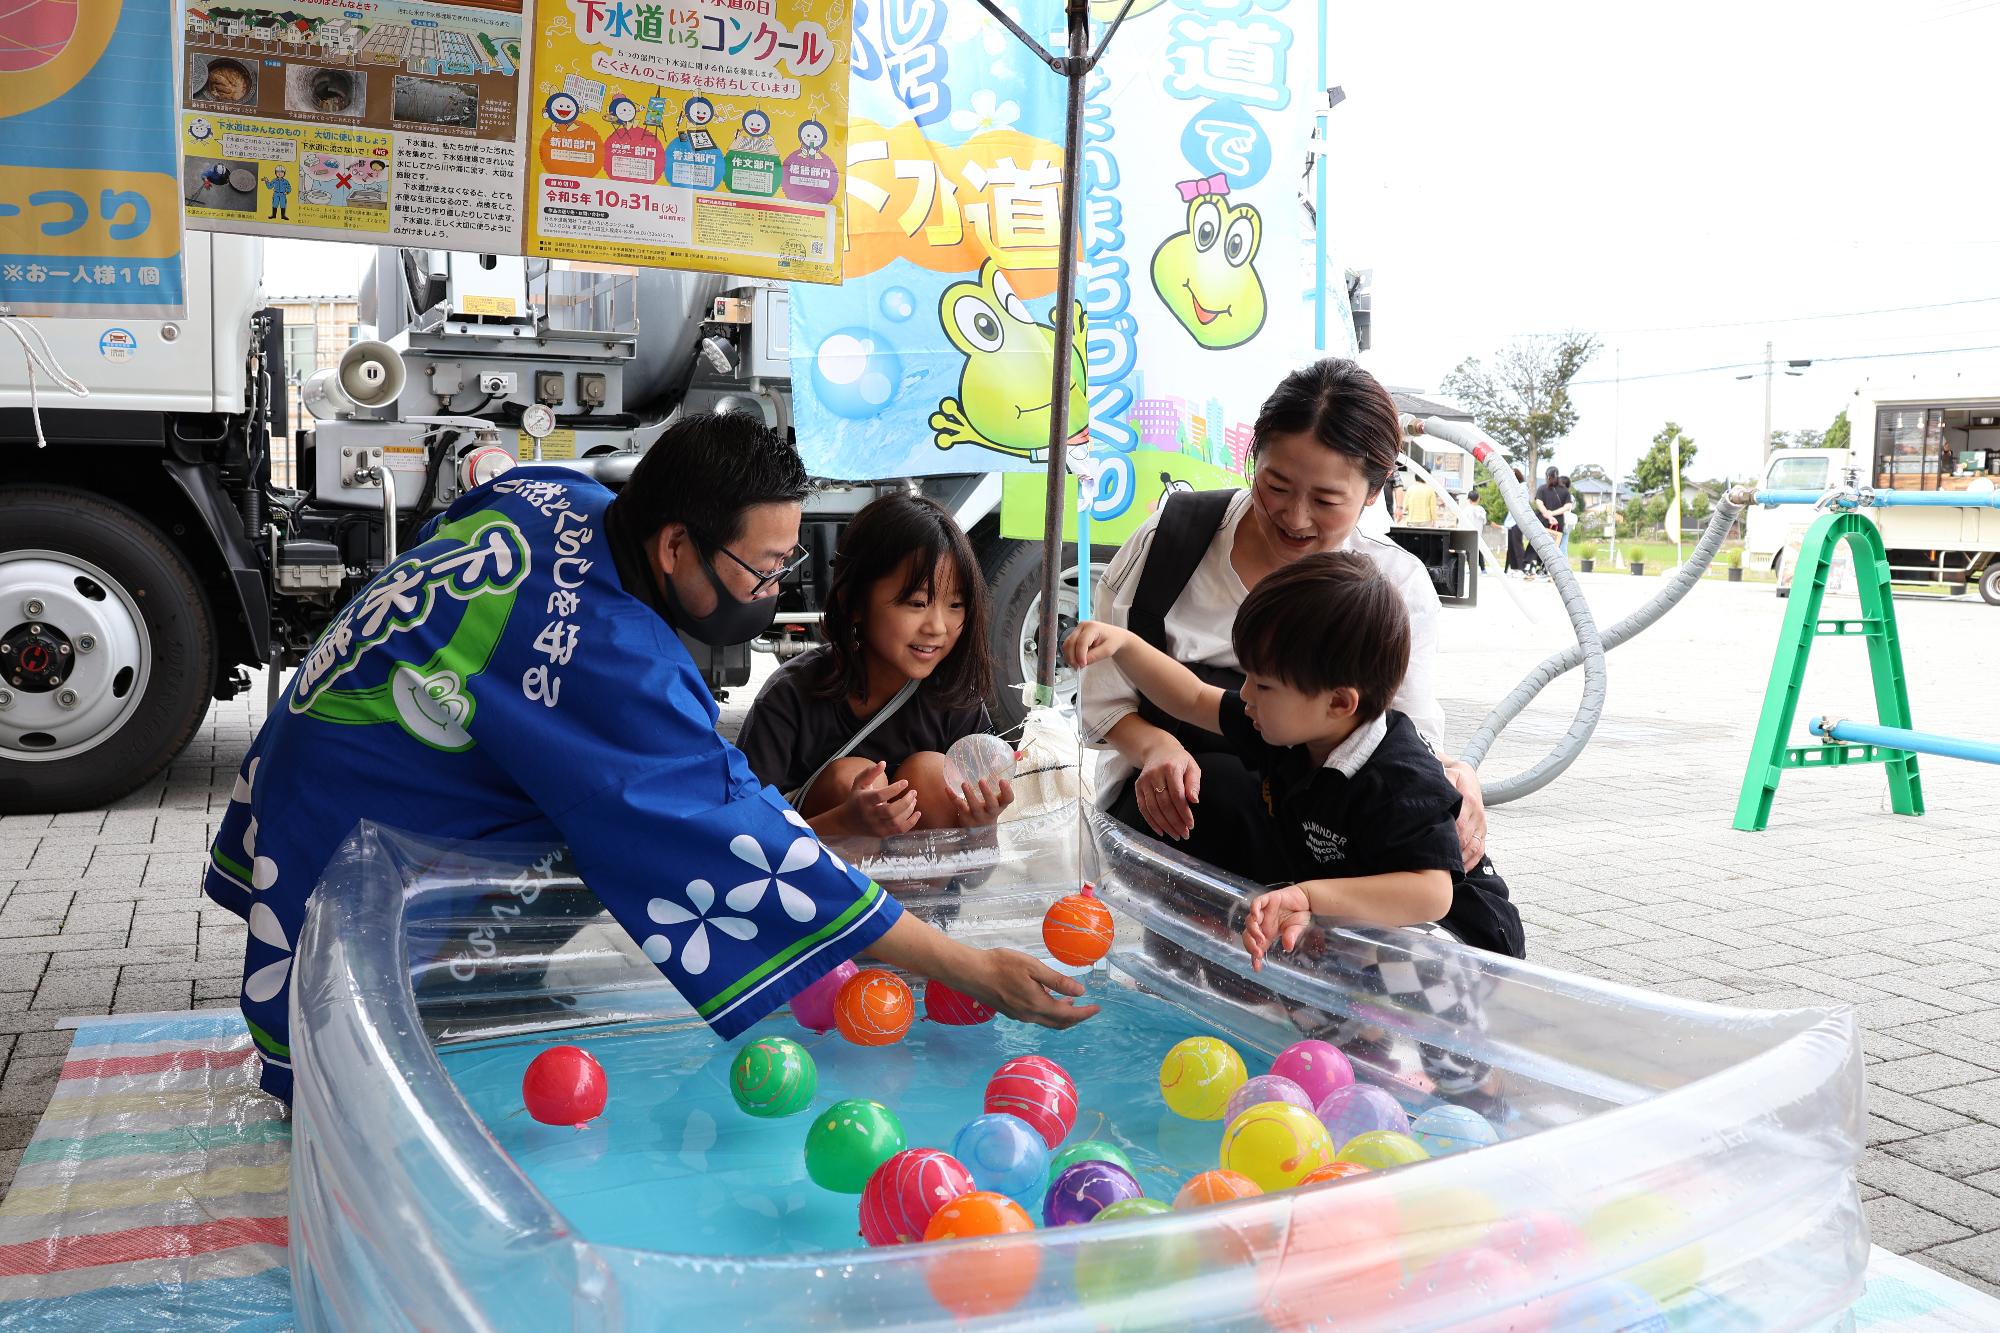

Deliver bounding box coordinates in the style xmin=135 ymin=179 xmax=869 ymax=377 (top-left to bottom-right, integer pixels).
xmin=1219 ymin=1102 xmax=1335 ymax=1192
xmin=1585 ymin=1194 xmax=1705 ymax=1302
xmin=1159 ymin=1037 xmax=1247 ymax=1121
xmin=1334 ymin=1130 xmax=1429 ymax=1171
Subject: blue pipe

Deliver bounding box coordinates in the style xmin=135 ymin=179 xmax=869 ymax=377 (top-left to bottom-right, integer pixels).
xmin=1810 ymin=716 xmax=2000 ymax=766
xmin=1756 ymin=489 xmax=2000 ymax=508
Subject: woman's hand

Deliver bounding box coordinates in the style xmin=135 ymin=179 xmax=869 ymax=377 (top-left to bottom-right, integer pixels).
xmin=1442 ymin=759 xmax=1488 ymax=871
xmin=951 ymin=776 xmax=1015 ymax=827
xmin=955 ymin=947 xmax=1100 ymax=1028
xmin=1063 ymin=620 xmax=1129 ymax=668
xmin=1243 ymin=886 xmax=1314 ymax=971
xmin=1134 ymin=740 xmax=1200 ymax=840
xmin=840 ymin=761 xmax=921 ymax=837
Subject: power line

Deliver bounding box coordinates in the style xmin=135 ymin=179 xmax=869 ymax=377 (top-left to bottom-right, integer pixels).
xmin=1574 ymin=342 xmax=2000 ymax=387
xmin=1544 ymin=294 xmax=2000 ymax=339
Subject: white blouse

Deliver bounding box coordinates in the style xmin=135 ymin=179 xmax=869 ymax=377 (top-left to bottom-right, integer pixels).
xmin=1080 ymin=489 xmax=1446 ymax=803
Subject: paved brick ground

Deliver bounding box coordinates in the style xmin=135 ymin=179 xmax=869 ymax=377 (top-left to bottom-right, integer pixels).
xmin=2 ymin=570 xmax=1998 ymax=1295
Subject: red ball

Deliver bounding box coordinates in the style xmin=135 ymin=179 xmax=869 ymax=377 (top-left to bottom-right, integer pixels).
xmin=860 ymin=1148 xmax=976 ymax=1246
xmin=1042 ymin=885 xmax=1114 ymax=966
xmin=835 ymin=969 xmax=915 ymax=1046
xmin=924 ymin=979 xmax=997 ymax=1026
xmin=522 ymin=1045 xmax=607 ymax=1126
xmin=984 ymin=1055 xmax=1077 ymax=1148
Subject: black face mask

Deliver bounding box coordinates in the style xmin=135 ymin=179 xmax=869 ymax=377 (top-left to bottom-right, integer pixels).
xmin=659 ymin=549 xmax=778 ymax=646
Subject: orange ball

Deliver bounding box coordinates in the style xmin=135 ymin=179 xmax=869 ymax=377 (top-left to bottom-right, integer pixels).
xmin=1042 ymin=885 xmax=1115 ymax=967
xmin=1174 ymin=1169 xmax=1263 ymax=1210
xmin=923 ymin=1191 xmax=1039 ymax=1318
xmin=834 ymin=969 xmax=914 ymax=1047
xmin=1298 ymin=1161 xmax=1371 ymax=1187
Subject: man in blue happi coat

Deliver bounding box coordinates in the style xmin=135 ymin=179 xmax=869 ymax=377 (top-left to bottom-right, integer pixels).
xmin=205 ymin=414 xmax=1096 ymax=1102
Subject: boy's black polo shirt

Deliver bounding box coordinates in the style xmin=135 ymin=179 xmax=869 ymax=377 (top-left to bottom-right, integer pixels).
xmin=1216 ymin=694 xmax=1525 ymax=958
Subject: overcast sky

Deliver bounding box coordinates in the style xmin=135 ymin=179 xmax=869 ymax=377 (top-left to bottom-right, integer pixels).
xmin=268 ymin=0 xmax=2000 ymax=484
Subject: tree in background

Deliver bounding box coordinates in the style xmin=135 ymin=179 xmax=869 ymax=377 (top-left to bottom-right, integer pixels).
xmin=1824 ymin=408 xmax=1851 ymax=453
xmin=1631 ymin=422 xmax=1698 ymax=491
xmin=1569 ymin=463 xmax=1611 ymax=485
xmin=1439 ymin=331 xmax=1602 ymax=481
xmin=1771 ymin=427 xmax=1824 ymax=450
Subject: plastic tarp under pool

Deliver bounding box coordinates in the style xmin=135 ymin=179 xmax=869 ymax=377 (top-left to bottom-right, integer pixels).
xmin=286 ymin=809 xmax=1867 ymax=1330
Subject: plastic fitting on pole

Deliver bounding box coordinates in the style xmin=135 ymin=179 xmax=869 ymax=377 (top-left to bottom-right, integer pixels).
xmin=1405 ymin=416 xmax=1606 ymax=803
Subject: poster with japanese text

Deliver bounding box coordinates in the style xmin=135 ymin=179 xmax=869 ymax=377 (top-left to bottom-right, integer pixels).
xmin=177 ymin=0 xmax=529 ymax=252
xmin=1 ymin=0 xmax=185 ymax=317
xmin=524 ymin=0 xmax=849 ymax=284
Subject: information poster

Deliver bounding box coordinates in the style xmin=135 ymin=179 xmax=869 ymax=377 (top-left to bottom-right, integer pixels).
xmin=1 ymin=0 xmax=185 ymax=317
xmin=177 ymin=0 xmax=530 ymax=248
xmin=525 ymin=0 xmax=849 ymax=284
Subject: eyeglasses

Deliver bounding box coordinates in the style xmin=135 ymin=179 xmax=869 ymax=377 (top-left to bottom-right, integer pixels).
xmin=708 ymin=541 xmax=809 ymax=597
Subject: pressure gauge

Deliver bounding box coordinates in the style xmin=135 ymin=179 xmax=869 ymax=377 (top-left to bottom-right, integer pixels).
xmin=521 ymin=403 xmax=557 ymax=439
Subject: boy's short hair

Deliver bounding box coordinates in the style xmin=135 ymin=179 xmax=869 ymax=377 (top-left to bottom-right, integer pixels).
xmin=1231 ymin=552 xmax=1410 ymax=722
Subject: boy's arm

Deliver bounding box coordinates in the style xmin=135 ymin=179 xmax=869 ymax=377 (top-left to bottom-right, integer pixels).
xmin=1295 ymin=871 xmax=1454 ymax=928
xmin=1065 ymin=622 xmax=1221 ymax=735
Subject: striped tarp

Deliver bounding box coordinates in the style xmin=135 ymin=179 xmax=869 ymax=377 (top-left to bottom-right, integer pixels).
xmin=0 ymin=1014 xmax=293 ymax=1329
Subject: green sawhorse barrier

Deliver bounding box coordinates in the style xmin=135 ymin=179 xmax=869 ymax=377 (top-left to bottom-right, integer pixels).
xmin=1733 ymin=510 xmax=1924 ymax=831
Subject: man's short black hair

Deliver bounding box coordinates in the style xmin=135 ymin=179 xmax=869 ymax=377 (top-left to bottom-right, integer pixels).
xmin=1231 ymin=552 xmax=1409 ymax=723
xmin=613 ymin=412 xmax=809 ymax=548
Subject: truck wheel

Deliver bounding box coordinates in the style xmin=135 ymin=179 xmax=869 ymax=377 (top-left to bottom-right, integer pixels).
xmin=0 ymin=489 xmax=216 ymax=813
xmin=1981 ymin=562 xmax=2000 ymax=607
xmin=982 ymin=538 xmax=1111 ymax=735
xmin=1773 ymin=547 xmax=1790 ymax=599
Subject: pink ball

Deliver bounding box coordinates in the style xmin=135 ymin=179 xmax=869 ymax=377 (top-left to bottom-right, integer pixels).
xmin=1223 ymin=1074 xmax=1315 ymax=1126
xmin=792 ymin=961 xmax=860 ymax=1033
xmin=924 ymin=979 xmax=996 ymax=1026
xmin=1315 ymin=1084 xmax=1409 ymax=1148
xmin=860 ymin=1148 xmax=976 ymax=1246
xmin=984 ymin=1055 xmax=1078 ymax=1148
xmin=1271 ymin=1039 xmax=1355 ymax=1108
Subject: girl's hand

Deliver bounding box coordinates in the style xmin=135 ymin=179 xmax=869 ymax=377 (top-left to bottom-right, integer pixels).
xmin=1134 ymin=742 xmax=1200 ymax=841
xmin=842 ymin=761 xmax=921 ymax=837
xmin=1063 ymin=621 xmax=1128 ymax=668
xmin=1243 ymin=886 xmax=1314 ymax=971
xmin=951 ymin=776 xmax=1014 ymax=827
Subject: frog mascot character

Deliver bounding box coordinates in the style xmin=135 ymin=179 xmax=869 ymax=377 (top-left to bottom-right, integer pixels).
xmin=929 ymin=259 xmax=1088 ymax=461
xmin=1149 ymin=174 xmax=1266 ymax=351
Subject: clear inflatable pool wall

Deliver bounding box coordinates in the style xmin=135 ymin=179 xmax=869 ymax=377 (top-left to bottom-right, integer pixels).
xmin=288 ymin=808 xmax=1867 ymax=1331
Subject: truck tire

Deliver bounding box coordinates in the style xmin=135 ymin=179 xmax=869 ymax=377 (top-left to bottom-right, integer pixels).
xmin=1981 ymin=561 xmax=2000 ymax=607
xmin=0 ymin=488 xmax=216 ymax=813
xmin=982 ymin=537 xmax=1113 ymax=735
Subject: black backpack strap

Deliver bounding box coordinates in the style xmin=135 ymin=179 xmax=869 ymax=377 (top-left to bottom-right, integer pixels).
xmin=1124 ymin=489 xmax=1245 ymax=752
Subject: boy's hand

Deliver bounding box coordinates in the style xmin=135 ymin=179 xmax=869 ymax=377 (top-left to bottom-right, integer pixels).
xmin=842 ymin=761 xmax=921 ymax=836
xmin=1063 ymin=620 xmax=1128 ymax=668
xmin=1243 ymin=886 xmax=1314 ymax=971
xmin=951 ymin=776 xmax=1014 ymax=827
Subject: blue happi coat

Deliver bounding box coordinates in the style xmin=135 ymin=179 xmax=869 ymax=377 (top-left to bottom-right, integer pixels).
xmin=204 ymin=469 xmax=900 ymax=1101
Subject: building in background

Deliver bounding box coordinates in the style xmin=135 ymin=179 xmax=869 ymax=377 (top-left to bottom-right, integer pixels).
xmin=269 ymin=294 xmax=359 ymax=485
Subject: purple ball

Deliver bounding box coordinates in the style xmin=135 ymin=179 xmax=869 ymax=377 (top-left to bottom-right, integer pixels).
xmin=1043 ymin=1160 xmax=1143 ymax=1227
xmin=1315 ymin=1084 xmax=1409 ymax=1149
xmin=1224 ymin=1074 xmax=1315 ymax=1126
xmin=1271 ymin=1039 xmax=1355 ymax=1108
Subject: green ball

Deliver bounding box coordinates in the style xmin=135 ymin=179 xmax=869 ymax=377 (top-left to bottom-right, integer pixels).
xmin=804 ymin=1098 xmax=906 ymax=1193
xmin=1049 ymin=1139 xmax=1137 ymax=1187
xmin=1093 ymin=1197 xmax=1171 ymax=1223
xmin=730 ymin=1036 xmax=817 ymax=1118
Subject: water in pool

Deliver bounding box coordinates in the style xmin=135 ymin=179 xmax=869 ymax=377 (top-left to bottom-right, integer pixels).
xmin=440 ymin=981 xmax=1262 ymax=1256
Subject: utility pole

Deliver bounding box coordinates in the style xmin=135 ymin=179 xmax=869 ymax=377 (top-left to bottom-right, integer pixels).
xmin=1760 ymin=339 xmax=1775 ymax=463
xmin=1607 ymin=346 xmax=1620 ymax=569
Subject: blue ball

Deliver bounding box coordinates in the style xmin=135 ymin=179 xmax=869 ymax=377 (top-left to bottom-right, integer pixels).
xmin=952 ymin=1112 xmax=1049 ymax=1199
xmin=806 ymin=326 xmax=904 ymax=420
xmin=1409 ymin=1103 xmax=1499 ymax=1157
xmin=1555 ymin=1280 xmax=1666 ymax=1332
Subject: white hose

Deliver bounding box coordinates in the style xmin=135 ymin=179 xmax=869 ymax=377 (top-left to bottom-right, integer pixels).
xmin=1 ymin=316 xmax=91 ymax=448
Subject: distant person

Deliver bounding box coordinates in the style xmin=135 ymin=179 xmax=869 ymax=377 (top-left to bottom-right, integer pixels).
xmin=1558 ymin=474 xmax=1575 ymax=554
xmin=1504 ymin=467 xmax=1531 ymax=576
xmin=1528 ymin=466 xmax=1569 ymax=576
xmin=1402 ymin=475 xmax=1441 ymax=527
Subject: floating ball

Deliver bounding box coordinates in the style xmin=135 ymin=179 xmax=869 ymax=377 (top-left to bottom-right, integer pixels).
xmin=1397 ymin=1183 xmax=1504 ymax=1270
xmin=1554 ymin=1280 xmax=1667 ymax=1333
xmin=728 ymin=1036 xmax=817 ymax=1118
xmin=1223 ymin=1074 xmax=1314 ymax=1127
xmin=1073 ymin=1200 xmax=1204 ymax=1315
xmin=985 ymin=1055 xmax=1078 ymax=1147
xmin=835 ymin=969 xmax=914 ymax=1046
xmin=805 ymin=1098 xmax=907 ymax=1193
xmin=792 ymin=960 xmax=858 ymax=1033
xmin=1159 ymin=1036 xmax=1247 ymax=1121
xmin=1044 ymin=1160 xmax=1143 ymax=1227
xmin=952 ymin=1113 xmax=1049 ymax=1198
xmin=1585 ymin=1194 xmax=1704 ymax=1303
xmin=522 ymin=1045 xmax=607 ymax=1126
xmin=1490 ymin=1209 xmax=1591 ymax=1283
xmin=944 ymin=732 xmax=1017 ymax=786
xmin=1410 ymin=1103 xmax=1499 ymax=1157
xmin=1270 ymin=1039 xmax=1354 ymax=1107
xmin=1298 ymin=1161 xmax=1370 ymax=1187
xmin=1049 ymin=1139 xmax=1136 ymax=1187
xmin=860 ymin=1147 xmax=976 ymax=1246
xmin=1220 ymin=1102 xmax=1336 ymax=1192
xmin=1411 ymin=1248 xmax=1540 ymax=1328
xmin=1173 ymin=1169 xmax=1262 ymax=1210
xmin=1094 ymin=1197 xmax=1172 ymax=1223
xmin=1043 ymin=884 xmax=1115 ymax=967
xmin=923 ymin=1192 xmax=1039 ymax=1318
xmin=1335 ymin=1129 xmax=1428 ymax=1171
xmin=1314 ymin=1083 xmax=1409 ymax=1146
xmin=923 ymin=978 xmax=996 ymax=1025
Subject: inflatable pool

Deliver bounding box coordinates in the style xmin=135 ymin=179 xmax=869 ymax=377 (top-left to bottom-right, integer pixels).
xmin=287 ymin=808 xmax=1866 ymax=1330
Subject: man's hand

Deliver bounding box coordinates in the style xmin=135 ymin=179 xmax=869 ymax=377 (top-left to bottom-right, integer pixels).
xmin=1063 ymin=620 xmax=1130 ymax=668
xmin=1441 ymin=759 xmax=1488 ymax=871
xmin=955 ymin=947 xmax=1100 ymax=1028
xmin=951 ymin=776 xmax=1014 ymax=827
xmin=841 ymin=761 xmax=920 ymax=837
xmin=1243 ymin=886 xmax=1314 ymax=971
